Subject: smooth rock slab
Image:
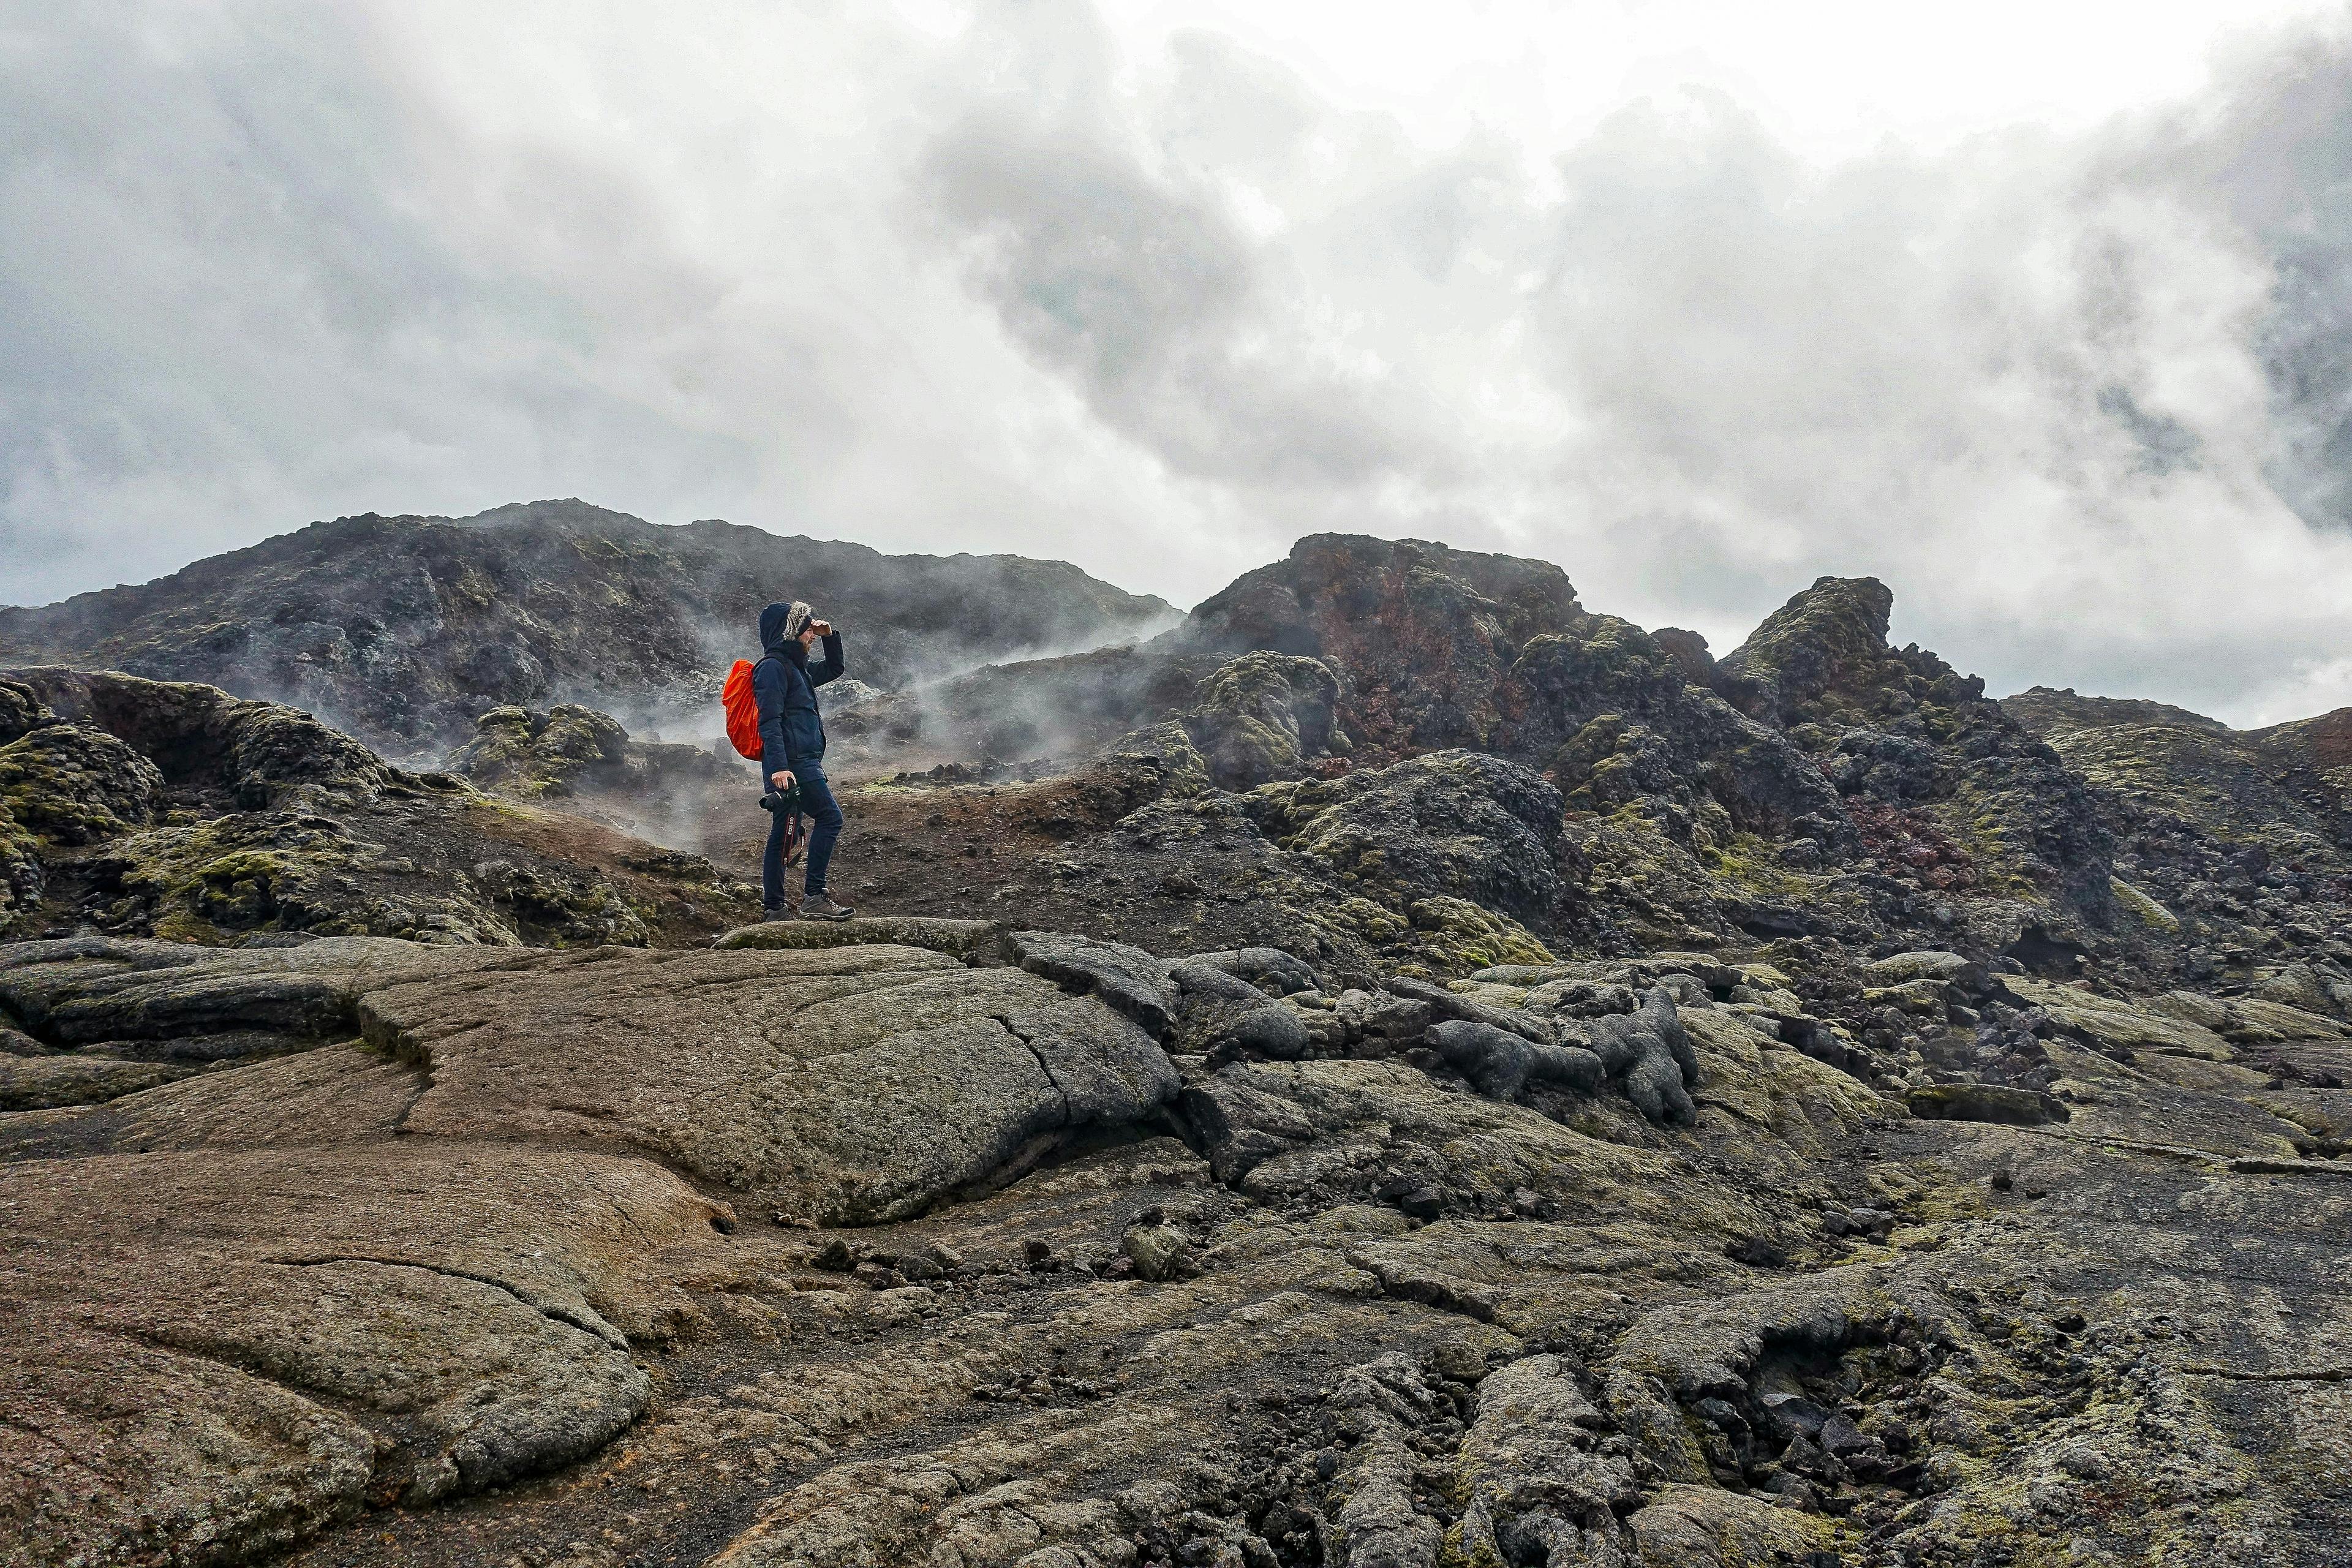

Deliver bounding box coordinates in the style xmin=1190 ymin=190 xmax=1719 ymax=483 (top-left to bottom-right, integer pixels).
xmin=361 ymin=942 xmax=1178 ymax=1223
xmin=0 ymin=935 xmax=522 ymax=1044
xmin=0 ymin=1052 xmax=191 ymax=1109
xmin=1008 ymin=929 xmax=1180 ymax=1038
xmin=0 ymin=1139 xmax=729 ymax=1563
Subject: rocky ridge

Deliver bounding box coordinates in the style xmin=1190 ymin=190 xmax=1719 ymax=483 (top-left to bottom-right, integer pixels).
xmin=0 ymin=499 xmax=1175 ymax=755
xmin=809 ymin=539 xmax=2346 ymax=1027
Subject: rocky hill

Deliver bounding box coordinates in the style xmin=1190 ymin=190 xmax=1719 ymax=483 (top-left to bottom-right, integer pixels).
xmin=0 ymin=499 xmax=1177 ymax=756
xmin=2002 ymin=686 xmax=2234 ymax=736
xmin=7 ymin=529 xmax=2352 ymax=1567
xmin=823 ymin=541 xmax=2132 ymax=986
xmin=0 ymin=666 xmax=760 ymax=973
xmin=2002 ymin=685 xmax=2352 ymax=987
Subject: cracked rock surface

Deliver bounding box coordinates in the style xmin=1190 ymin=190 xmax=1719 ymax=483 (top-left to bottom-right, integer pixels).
xmin=3 ymin=922 xmax=2348 ymax=1567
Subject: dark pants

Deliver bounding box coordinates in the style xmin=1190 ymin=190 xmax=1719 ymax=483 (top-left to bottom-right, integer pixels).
xmin=762 ymin=764 xmax=844 ymax=908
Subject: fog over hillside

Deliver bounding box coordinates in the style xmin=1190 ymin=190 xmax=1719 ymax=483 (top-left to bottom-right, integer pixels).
xmin=6 ymin=2 xmax=2352 ymax=725
xmin=0 ymin=498 xmax=1178 ymax=752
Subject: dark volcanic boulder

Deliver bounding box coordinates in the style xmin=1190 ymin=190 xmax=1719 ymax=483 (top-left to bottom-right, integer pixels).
xmin=1427 ymin=1017 xmax=1606 ymax=1100
xmin=1187 ymin=535 xmax=1585 ymax=758
xmin=1585 ymin=988 xmax=1702 ymax=1125
xmin=1245 ymin=751 xmax=1566 ymax=929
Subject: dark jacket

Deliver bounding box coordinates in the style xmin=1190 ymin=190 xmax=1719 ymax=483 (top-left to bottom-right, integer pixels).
xmin=753 ymin=603 xmax=843 ymax=771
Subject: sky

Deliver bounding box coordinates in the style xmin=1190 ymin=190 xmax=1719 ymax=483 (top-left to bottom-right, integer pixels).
xmin=6 ymin=1 xmax=2352 ymax=724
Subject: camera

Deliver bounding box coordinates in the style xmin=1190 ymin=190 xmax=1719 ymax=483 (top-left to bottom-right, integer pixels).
xmin=760 ymin=785 xmax=801 ymax=813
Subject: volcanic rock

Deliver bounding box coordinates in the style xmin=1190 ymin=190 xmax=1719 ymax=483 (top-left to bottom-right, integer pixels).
xmin=0 ymin=668 xmax=758 ymax=946
xmin=9 ymin=525 xmax=2352 ymax=1568
xmin=0 ymin=499 xmax=1175 ymax=752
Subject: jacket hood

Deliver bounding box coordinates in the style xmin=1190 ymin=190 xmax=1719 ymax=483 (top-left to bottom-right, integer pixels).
xmin=761 ymin=600 xmax=815 ymax=655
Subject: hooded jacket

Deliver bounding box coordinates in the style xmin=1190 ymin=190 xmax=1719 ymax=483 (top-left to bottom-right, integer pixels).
xmin=753 ymin=601 xmax=843 ymax=771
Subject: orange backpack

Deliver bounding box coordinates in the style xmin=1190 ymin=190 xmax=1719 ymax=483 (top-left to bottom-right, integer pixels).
xmin=722 ymin=658 xmax=764 ymax=760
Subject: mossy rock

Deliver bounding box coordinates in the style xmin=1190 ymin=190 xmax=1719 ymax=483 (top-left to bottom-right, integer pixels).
xmin=0 ymin=807 xmax=42 ymax=930
xmin=0 ymin=724 xmax=164 ymax=846
xmin=2108 ymin=876 xmax=2179 ymax=933
xmin=0 ymin=679 xmax=54 ymax=744
xmin=1397 ymin=896 xmax=1554 ymax=976
xmin=445 ymin=702 xmax=631 ymax=797
xmin=714 ymin=916 xmax=1010 ymax=962
xmin=1183 ymin=652 xmax=1344 ymax=788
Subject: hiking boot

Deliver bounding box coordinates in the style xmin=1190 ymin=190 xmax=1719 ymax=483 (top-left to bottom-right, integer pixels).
xmin=762 ymin=899 xmax=797 ymax=923
xmin=799 ymin=891 xmax=854 ymax=922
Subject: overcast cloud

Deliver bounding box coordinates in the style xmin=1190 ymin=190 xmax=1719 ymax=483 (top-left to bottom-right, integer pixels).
xmin=4 ymin=1 xmax=2352 ymax=723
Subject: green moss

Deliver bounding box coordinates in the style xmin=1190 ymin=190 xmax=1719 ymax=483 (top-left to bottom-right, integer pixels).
xmin=1399 ymin=897 xmax=1553 ymax=974
xmin=0 ymin=804 xmax=43 ymax=933
xmin=0 ymin=725 xmax=163 ymax=846
xmin=1700 ymin=832 xmax=1811 ymax=900
xmin=1927 ymin=791 xmax=2049 ymax=900
xmin=2049 ymin=722 xmax=2347 ymax=871
xmin=445 ymin=703 xmax=628 ymax=799
xmin=2108 ymin=876 xmax=2180 ymax=933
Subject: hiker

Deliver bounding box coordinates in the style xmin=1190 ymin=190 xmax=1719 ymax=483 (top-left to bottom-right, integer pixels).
xmin=753 ymin=600 xmax=852 ymax=921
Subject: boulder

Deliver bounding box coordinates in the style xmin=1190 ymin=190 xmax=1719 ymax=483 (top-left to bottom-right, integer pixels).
xmin=714 ymin=914 xmax=1008 ymax=962
xmin=0 ymin=724 xmax=164 ymax=845
xmin=1184 ymin=945 xmax=1321 ymax=996
xmin=1210 ymin=1005 xmax=1312 ymax=1061
xmin=1586 ymin=989 xmax=1703 ymax=1125
xmin=1181 ymin=652 xmax=1346 ymax=789
xmin=1904 ymin=1083 xmax=2070 ymax=1126
xmin=1428 ymin=1017 xmax=1606 ymax=1101
xmin=1863 ymin=951 xmax=1989 ymax=994
xmin=1008 ymin=929 xmax=1180 ymax=1038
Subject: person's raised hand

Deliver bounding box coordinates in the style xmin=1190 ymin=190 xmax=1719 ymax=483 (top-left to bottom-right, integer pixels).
xmin=770 ymin=769 xmax=795 ymax=790
xmin=811 ymin=619 xmax=833 ymax=637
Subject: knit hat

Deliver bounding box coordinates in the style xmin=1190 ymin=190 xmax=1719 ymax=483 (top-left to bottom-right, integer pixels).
xmin=781 ymin=601 xmax=814 ymax=643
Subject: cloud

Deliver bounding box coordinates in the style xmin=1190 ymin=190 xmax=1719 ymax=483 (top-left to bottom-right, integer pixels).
xmin=4 ymin=1 xmax=2352 ymax=723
